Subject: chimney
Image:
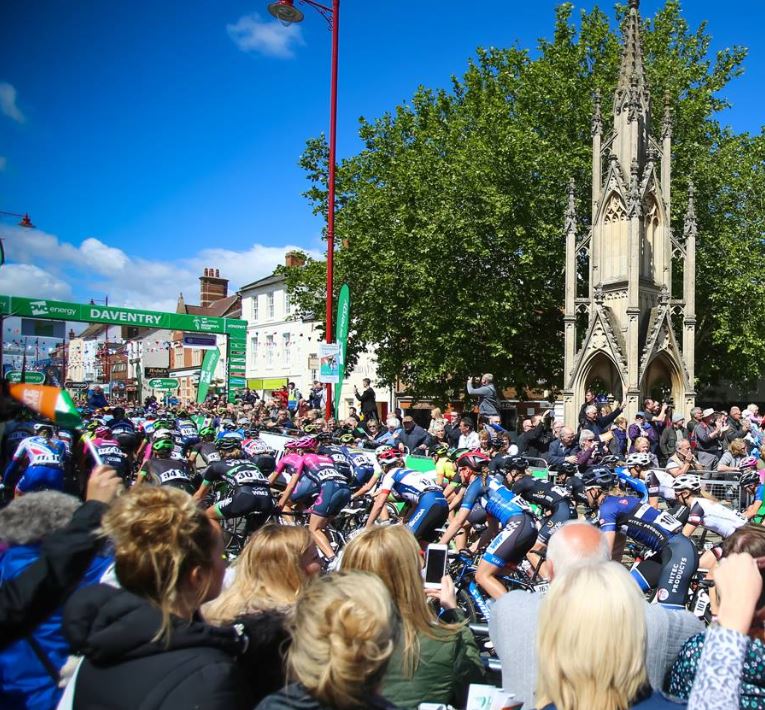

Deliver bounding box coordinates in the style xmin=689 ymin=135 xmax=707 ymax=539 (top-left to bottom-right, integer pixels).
xmin=199 ymin=267 xmax=228 ymax=307
xmin=285 ymin=251 xmax=306 ymax=268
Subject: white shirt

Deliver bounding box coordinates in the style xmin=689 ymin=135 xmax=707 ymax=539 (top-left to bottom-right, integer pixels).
xmin=458 ymin=431 xmax=480 ymax=449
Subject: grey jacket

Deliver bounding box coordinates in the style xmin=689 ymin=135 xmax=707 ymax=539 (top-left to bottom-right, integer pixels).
xmin=466 ymin=381 xmax=499 ymax=417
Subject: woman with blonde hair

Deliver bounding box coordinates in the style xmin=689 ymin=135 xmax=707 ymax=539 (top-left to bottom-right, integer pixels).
xmin=257 ymin=571 xmax=400 ymax=710
xmin=204 ymin=524 xmax=321 ymax=623
xmin=536 ymin=562 xmax=676 ymax=710
xmin=342 ymin=525 xmax=483 ymax=709
xmin=428 ymin=407 xmax=445 ymax=434
xmin=62 ymin=486 xmax=254 ymax=709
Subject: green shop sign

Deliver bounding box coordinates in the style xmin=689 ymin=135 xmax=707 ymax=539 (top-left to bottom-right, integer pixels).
xmin=148 ymin=378 xmax=180 ymax=390
xmin=5 ymin=370 xmax=45 ymax=384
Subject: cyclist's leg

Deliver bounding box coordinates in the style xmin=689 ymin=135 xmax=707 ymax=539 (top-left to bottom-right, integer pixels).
xmin=654 ymin=535 xmax=698 ymax=609
xmin=407 ymin=491 xmax=449 ymax=545
xmin=477 ymin=513 xmax=538 ymax=600
xmin=529 ymin=503 xmax=577 ymax=579
xmin=310 ymin=481 xmax=351 ymax=559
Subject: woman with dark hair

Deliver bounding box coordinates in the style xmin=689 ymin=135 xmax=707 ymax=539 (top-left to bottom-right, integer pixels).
xmin=669 ymin=525 xmax=765 ymax=708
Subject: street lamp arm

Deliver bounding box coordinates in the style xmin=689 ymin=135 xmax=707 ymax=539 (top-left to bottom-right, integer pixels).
xmin=299 ymin=0 xmax=334 ymax=27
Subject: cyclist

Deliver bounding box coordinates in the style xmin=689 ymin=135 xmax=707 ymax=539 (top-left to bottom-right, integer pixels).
xmin=431 ymin=442 xmax=462 ymax=505
xmin=364 ymin=448 xmax=447 ymax=544
xmin=108 ymin=406 xmax=139 ymax=455
xmin=672 ymin=474 xmax=746 ymax=568
xmin=503 ymin=456 xmax=577 ymax=578
xmin=187 ymin=426 xmax=221 ymax=469
xmin=135 ymin=436 xmax=196 ymax=494
xmin=350 ymin=445 xmax=390 ymax=500
xmin=555 ymin=461 xmax=587 ymax=506
xmin=741 ymin=470 xmax=765 ymax=523
xmin=174 ymin=410 xmax=200 ymax=455
xmin=583 ymin=469 xmax=698 ymax=609
xmin=615 ymin=452 xmax=651 ymax=503
xmin=1 ymin=410 xmax=35 ymax=467
xmin=192 ymin=437 xmax=274 ymax=530
xmin=84 ymin=425 xmax=130 ymax=487
xmin=3 ymin=423 xmax=67 ymax=496
xmin=274 ymin=436 xmax=351 ymax=566
xmin=241 ymin=428 xmax=276 ymax=477
xmin=438 ymin=450 xmax=537 ymax=599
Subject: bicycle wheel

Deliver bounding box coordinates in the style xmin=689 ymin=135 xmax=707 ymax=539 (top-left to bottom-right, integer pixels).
xmin=456 ymin=589 xmax=479 ymax=624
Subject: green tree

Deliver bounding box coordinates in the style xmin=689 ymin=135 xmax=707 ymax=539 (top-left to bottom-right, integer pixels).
xmin=281 ymin=1 xmax=763 ymax=401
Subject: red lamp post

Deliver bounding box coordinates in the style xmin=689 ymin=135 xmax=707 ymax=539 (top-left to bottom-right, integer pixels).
xmin=267 ymin=0 xmax=339 ymax=419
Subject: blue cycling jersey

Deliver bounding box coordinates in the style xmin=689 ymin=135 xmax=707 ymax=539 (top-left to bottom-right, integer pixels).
xmin=615 ymin=466 xmax=649 ymax=503
xmin=461 ymin=477 xmax=528 ymax=527
xmin=756 ymin=484 xmax=765 ymax=502
xmin=598 ymin=495 xmax=682 ymax=551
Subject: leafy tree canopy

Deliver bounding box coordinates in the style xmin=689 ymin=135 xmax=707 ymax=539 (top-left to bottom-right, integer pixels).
xmin=279 ymin=1 xmax=764 ymax=403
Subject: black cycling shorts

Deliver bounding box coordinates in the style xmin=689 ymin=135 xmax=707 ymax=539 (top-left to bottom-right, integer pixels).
xmin=632 ymin=534 xmax=698 ymax=609
xmin=484 ymin=512 xmax=538 ymax=567
xmin=468 ymin=505 xmax=487 ymax=526
xmin=538 ymin=501 xmax=578 ymax=544
xmin=217 ymin=485 xmax=275 ymax=521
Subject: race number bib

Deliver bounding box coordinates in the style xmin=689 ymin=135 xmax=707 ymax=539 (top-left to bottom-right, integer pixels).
xmin=159 ymin=469 xmax=189 ymax=484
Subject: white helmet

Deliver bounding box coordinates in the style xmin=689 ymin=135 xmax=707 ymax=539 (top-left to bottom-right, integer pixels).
xmin=672 ymin=474 xmax=701 ymax=493
xmin=625 ymin=452 xmax=652 ymax=468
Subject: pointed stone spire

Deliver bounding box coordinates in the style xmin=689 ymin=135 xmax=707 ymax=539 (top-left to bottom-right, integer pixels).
xmin=614 ymin=0 xmax=649 ymax=120
xmin=565 ymin=178 xmax=577 ymax=236
xmin=683 ymin=182 xmax=697 ymax=240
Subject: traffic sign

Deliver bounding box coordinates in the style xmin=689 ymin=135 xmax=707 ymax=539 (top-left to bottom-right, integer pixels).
xmin=65 ymin=381 xmax=89 ymax=390
xmin=147 ymin=377 xmax=180 ymax=390
xmin=4 ymin=371 xmax=45 ymax=384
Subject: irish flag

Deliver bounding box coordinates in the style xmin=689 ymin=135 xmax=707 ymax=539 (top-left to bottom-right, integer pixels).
xmin=8 ymin=384 xmax=83 ymax=428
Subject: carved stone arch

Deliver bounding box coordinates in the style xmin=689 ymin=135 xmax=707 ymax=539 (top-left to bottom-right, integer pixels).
xmin=641 ymin=350 xmax=683 ymax=404
xmin=596 ymin=189 xmax=630 ymax=285
xmin=573 ymin=349 xmax=625 ymax=406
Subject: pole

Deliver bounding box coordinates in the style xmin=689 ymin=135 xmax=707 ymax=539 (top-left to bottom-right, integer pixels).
xmin=324 ymin=0 xmax=340 ymax=419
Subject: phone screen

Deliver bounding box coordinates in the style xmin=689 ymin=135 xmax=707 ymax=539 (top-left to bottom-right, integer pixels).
xmin=425 ymin=547 xmax=447 ymax=585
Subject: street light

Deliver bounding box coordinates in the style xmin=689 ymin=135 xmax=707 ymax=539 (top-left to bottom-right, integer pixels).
xmin=267 ymin=0 xmax=339 ymax=419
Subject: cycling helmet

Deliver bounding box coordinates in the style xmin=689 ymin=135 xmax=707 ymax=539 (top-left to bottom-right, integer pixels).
xmin=448 ymin=447 xmax=470 ymax=463
xmin=600 ymin=455 xmax=620 ymax=467
xmin=740 ymin=456 xmax=758 ymax=470
xmin=503 ymin=456 xmax=529 ymax=472
xmin=94 ymin=425 xmax=112 ymax=439
xmin=558 ymin=462 xmax=579 ymax=477
xmin=456 ymin=450 xmax=491 ymax=472
xmin=672 ymin=474 xmax=702 ymax=493
xmin=625 ymin=452 xmax=652 ymax=468
xmin=338 ymin=433 xmax=356 ymax=445
xmin=741 ymin=471 xmax=760 ymax=487
xmin=215 ymin=434 xmax=242 ymax=451
xmin=302 ymin=423 xmax=319 ymax=434
xmin=153 ymin=438 xmax=174 ymax=453
xmin=85 ymin=419 xmax=103 ymax=433
xmin=222 ymin=419 xmax=236 ymax=431
xmin=237 ymin=417 xmax=249 ymax=426
xmin=199 ymin=426 xmax=216 ymax=438
xmin=377 ymin=448 xmax=404 ymax=465
xmin=375 ymin=445 xmax=393 ymax=457
xmin=580 ymin=467 xmax=616 ymax=489
xmin=34 ymin=422 xmax=54 ymax=435
xmin=430 ymin=442 xmax=450 ymax=458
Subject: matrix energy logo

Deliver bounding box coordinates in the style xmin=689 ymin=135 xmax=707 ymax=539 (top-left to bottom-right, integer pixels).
xmin=30 ymin=300 xmax=49 ymax=316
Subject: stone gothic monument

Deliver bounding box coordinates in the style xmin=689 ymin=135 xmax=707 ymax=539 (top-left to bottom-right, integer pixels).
xmin=562 ymin=0 xmax=697 ymax=425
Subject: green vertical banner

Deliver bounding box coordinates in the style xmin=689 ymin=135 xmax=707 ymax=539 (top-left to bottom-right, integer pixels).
xmin=196 ymin=347 xmax=220 ymax=403
xmin=333 ymin=283 xmax=351 ymax=417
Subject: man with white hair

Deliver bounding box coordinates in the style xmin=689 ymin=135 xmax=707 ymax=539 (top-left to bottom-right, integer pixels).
xmin=489 ymin=521 xmax=703 ymax=707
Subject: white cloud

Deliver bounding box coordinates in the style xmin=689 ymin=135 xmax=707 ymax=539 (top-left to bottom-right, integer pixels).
xmin=0 ymin=82 xmax=25 ymax=123
xmin=227 ymin=12 xmax=304 ymax=59
xmin=0 ymin=156 xmax=6 ymax=171
xmin=0 ymin=223 xmax=321 ymax=312
xmin=0 ymin=263 xmax=72 ymax=300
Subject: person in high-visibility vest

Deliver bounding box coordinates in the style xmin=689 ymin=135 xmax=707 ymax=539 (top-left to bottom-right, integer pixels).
xmin=287 ymin=382 xmax=302 ymax=414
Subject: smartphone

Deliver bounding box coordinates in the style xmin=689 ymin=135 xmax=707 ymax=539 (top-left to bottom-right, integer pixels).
xmin=424 ymin=544 xmax=448 ymax=589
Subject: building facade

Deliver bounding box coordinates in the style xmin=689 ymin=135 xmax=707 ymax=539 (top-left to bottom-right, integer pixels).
xmin=239 ymin=255 xmax=382 ymax=419
xmin=562 ymin=0 xmax=697 ymax=424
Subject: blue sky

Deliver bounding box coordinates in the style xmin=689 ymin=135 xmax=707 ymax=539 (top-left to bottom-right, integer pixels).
xmin=0 ymin=0 xmax=763 ymax=314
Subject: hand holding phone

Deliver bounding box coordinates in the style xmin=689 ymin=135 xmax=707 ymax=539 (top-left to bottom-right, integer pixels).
xmin=424 ymin=544 xmax=448 ymax=590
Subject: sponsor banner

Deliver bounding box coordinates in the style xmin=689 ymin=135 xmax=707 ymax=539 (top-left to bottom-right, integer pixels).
xmin=0 ymin=295 xmax=246 ymax=335
xmin=197 ymin=348 xmax=220 ymax=403
xmin=5 ymin=370 xmax=45 ymax=384
xmin=21 ymin=318 xmax=66 ymax=339
xmin=319 ymin=342 xmax=340 ymax=383
xmin=229 ymin=355 xmax=246 ymax=365
xmin=147 ymin=377 xmax=180 ymax=390
xmin=228 ymin=376 xmax=246 ymax=387
xmin=333 ymin=283 xmax=351 ymax=415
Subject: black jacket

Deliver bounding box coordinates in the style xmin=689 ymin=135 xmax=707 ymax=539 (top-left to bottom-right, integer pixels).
xmin=0 ymin=500 xmax=107 ymax=650
xmin=257 ymin=682 xmax=400 ymax=710
xmin=354 ymin=387 xmax=378 ymax=420
xmin=63 ymin=584 xmax=254 ymax=709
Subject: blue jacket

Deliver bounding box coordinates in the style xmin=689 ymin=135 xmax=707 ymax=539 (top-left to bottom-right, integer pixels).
xmin=0 ymin=545 xmax=112 ymax=710
xmin=545 ymin=439 xmax=580 ymax=467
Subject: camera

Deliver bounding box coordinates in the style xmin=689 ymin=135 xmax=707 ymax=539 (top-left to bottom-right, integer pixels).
xmin=663 ymin=396 xmax=674 ymax=407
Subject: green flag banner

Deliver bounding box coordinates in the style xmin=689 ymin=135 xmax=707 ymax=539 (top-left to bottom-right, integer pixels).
xmin=333 ymin=283 xmax=350 ymax=417
xmin=197 ymin=347 xmax=220 ymax=403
